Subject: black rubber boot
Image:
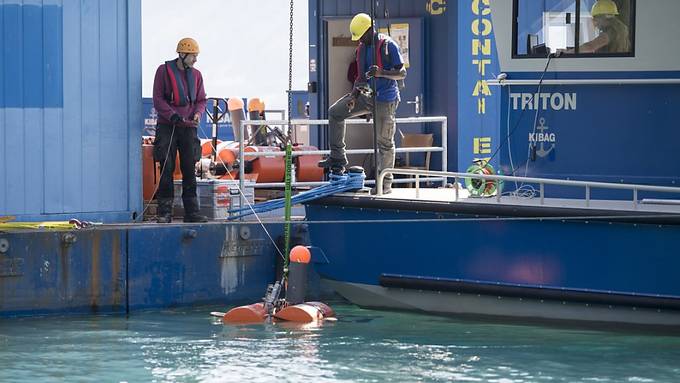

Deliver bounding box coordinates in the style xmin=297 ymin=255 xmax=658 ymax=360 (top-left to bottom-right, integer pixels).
xmin=318 ymin=158 xmax=346 ymax=175
xmin=183 ymin=197 xmax=209 ymax=223
xmin=156 ymin=198 xmax=173 ymax=223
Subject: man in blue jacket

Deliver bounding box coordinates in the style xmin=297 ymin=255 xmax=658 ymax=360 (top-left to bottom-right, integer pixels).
xmin=319 ymin=13 xmax=407 ymax=194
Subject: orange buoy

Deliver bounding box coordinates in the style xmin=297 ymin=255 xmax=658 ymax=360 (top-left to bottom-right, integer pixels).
xmin=247 ymin=98 xmax=265 ymax=114
xmin=290 ymin=245 xmax=311 ymax=264
xmin=274 ymin=302 xmax=335 ymax=323
xmin=227 ymin=97 xmax=244 ymax=111
xmin=222 ymin=303 xmax=268 ymax=324
xmin=201 ymin=138 xmax=222 ymax=157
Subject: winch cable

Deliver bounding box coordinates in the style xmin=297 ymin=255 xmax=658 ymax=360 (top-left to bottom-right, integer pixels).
xmin=477 ymin=54 xmax=554 ymax=182
xmin=282 ymin=0 xmax=296 ymax=280
xmin=197 ymin=123 xmax=287 ymax=263
xmin=141 ymin=125 xmax=176 ymax=218
xmin=370 ymin=0 xmax=379 ymax=182
xmin=521 ymin=55 xmax=554 ymax=179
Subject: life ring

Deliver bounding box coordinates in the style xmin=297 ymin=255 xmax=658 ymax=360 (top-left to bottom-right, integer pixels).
xmin=464 ymin=161 xmax=502 ymax=197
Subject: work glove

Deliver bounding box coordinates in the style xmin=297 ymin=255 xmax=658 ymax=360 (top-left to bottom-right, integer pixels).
xmin=190 ymin=113 xmax=201 ymax=127
xmin=365 ymin=65 xmax=381 ymax=79
xmin=170 ymin=113 xmax=183 ymax=125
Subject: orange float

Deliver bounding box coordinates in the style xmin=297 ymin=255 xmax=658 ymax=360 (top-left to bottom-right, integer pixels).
xmin=221 ymin=303 xmax=268 ymax=324
xmin=273 ymin=302 xmax=335 ymax=323
xmin=201 ymin=138 xmax=222 ymax=157
xmin=142 ymin=142 xmax=159 ymax=201
xmin=293 ymin=145 xmax=324 ymax=182
xmin=245 ymin=146 xmax=285 ymax=183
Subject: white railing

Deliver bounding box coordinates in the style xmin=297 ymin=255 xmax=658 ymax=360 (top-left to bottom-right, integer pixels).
xmin=376 ymin=168 xmax=680 ymax=209
xmin=488 ymin=78 xmax=680 ymax=86
xmin=237 ymin=117 xmax=448 ymax=194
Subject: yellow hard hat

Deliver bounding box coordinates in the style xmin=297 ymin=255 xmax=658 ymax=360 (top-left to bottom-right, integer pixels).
xmin=591 ymin=0 xmax=619 ymax=17
xmin=350 ymin=13 xmax=372 ymax=41
xmin=176 ymin=37 xmax=200 ymax=54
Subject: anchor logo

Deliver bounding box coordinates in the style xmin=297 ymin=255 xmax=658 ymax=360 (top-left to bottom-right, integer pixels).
xmin=528 ymin=118 xmax=556 ymax=158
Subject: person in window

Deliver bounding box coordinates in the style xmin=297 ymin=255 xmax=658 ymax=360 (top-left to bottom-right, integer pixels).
xmin=575 ymin=0 xmax=630 ymax=54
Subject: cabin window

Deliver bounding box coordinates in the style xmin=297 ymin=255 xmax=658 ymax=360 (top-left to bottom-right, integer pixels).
xmin=513 ymin=0 xmax=635 ymax=58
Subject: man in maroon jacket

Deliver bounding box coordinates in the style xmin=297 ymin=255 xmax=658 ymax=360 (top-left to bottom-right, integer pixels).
xmin=152 ymin=37 xmax=208 ymax=223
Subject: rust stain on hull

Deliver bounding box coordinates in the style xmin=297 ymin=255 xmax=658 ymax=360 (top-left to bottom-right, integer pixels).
xmin=91 ymin=232 xmax=100 ymax=312
xmin=111 ymin=233 xmax=122 ymax=307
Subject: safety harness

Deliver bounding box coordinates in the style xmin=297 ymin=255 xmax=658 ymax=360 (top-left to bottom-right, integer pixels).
xmin=354 ymin=33 xmax=391 ymax=82
xmin=164 ymin=59 xmax=198 ymax=107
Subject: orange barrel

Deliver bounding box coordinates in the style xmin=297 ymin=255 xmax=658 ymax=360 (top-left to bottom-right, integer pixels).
xmin=273 ymin=302 xmax=335 ymax=323
xmin=293 ymin=145 xmax=324 ymax=182
xmin=213 ymin=141 xmax=239 ymax=179
xmin=228 ymin=97 xmax=245 ymax=142
xmin=245 ymin=146 xmax=285 ymax=183
xmin=201 ymin=138 xmax=222 ymax=158
xmin=222 ymin=303 xmax=268 ymax=324
xmin=142 ymin=143 xmax=159 ymax=201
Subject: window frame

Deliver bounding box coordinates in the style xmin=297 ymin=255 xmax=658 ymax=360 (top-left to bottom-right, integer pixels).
xmin=511 ymin=0 xmax=636 ymax=59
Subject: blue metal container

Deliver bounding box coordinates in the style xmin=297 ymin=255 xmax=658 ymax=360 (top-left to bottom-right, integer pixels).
xmin=0 ymin=0 xmax=142 ymax=223
xmin=288 ymin=90 xmax=309 ymax=119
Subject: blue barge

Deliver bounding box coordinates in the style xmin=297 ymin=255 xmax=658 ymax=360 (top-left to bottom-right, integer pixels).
xmin=304 ymin=0 xmax=680 ymax=329
xmin=0 ymin=1 xmax=290 ymax=317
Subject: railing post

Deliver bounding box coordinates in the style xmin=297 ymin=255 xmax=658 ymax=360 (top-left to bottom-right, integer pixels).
xmin=633 ymin=188 xmax=638 ymax=210
xmin=441 ymin=118 xmax=448 ymax=186
xmin=416 ymin=174 xmax=420 ymax=199
xmin=455 ymin=177 xmax=459 ymax=201
xmin=496 ymin=179 xmax=501 ymax=202
xmin=540 ymin=183 xmax=545 ymax=205
xmin=586 ymin=185 xmax=590 ymax=207
xmin=239 ymin=120 xmax=246 ymax=218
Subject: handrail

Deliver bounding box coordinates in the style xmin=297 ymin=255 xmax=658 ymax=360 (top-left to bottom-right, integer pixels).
xmin=241 ymin=147 xmax=443 ymax=158
xmin=238 ymin=117 xmax=448 ymax=202
xmin=488 ymin=78 xmax=680 ymax=86
xmin=376 ymin=168 xmax=680 ymax=209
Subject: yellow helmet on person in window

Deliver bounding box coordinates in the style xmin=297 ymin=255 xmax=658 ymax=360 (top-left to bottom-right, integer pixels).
xmin=591 ymin=0 xmax=619 ymax=17
xmin=176 ymin=37 xmax=200 ymax=54
xmin=350 ymin=13 xmax=372 ymax=41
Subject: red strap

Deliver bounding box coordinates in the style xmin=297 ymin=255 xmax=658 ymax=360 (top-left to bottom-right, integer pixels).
xmin=376 ymin=39 xmax=385 ymax=69
xmin=355 ymin=38 xmax=387 ymax=82
xmin=165 ymin=64 xmax=180 ymax=106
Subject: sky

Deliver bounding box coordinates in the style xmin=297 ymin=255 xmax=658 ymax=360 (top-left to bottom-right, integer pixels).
xmin=142 ymin=0 xmax=309 ymax=112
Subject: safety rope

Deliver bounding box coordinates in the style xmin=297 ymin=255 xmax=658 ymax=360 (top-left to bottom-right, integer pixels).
xmin=227 ymin=172 xmax=366 ymax=220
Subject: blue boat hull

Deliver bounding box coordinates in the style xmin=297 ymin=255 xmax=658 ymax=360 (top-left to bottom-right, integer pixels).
xmin=305 ymin=198 xmax=680 ymax=328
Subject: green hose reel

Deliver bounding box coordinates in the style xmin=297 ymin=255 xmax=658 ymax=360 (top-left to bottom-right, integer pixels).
xmin=464 ymin=161 xmax=503 ymax=197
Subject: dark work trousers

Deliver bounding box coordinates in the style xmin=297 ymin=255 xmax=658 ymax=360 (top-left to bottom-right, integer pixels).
xmin=328 ymin=92 xmax=399 ymax=185
xmin=154 ymin=124 xmax=201 ymax=213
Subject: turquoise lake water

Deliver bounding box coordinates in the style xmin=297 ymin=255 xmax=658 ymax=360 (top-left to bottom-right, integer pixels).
xmin=1 ymin=303 xmax=679 ymax=382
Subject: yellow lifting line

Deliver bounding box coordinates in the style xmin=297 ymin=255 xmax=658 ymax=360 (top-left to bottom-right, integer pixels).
xmin=0 ymin=217 xmax=97 ymax=231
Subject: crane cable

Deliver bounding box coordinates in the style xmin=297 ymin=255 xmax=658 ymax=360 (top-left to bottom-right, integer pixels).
xmin=282 ymin=0 xmax=295 ymax=281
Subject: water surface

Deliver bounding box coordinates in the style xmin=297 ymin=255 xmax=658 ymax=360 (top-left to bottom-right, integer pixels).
xmin=1 ymin=304 xmax=679 ymax=382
